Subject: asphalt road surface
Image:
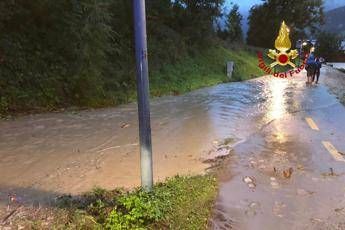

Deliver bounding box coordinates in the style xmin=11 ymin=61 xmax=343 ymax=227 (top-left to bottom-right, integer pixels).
xmin=211 ymin=67 xmax=345 ymax=229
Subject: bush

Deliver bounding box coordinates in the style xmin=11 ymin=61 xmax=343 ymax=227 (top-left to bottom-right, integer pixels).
xmin=48 ymin=175 xmax=218 ymax=229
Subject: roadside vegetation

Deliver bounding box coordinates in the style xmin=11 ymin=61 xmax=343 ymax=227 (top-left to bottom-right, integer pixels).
xmin=8 ymin=175 xmax=218 ymax=229
xmin=149 ymin=46 xmax=262 ymax=98
xmin=0 ymin=0 xmax=256 ymax=116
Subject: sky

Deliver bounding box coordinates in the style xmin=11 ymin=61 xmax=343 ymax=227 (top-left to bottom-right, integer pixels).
xmin=224 ymin=0 xmax=345 ymax=34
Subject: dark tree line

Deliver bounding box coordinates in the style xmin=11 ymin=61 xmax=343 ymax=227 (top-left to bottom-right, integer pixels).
xmin=315 ymin=31 xmax=344 ymax=61
xmin=247 ymin=0 xmax=324 ymax=48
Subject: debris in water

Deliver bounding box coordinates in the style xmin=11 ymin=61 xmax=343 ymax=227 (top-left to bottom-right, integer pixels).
xmin=283 ymin=167 xmax=293 ymax=179
xmin=330 ymin=167 xmax=334 ymax=176
xmin=245 ymin=201 xmax=261 ymax=217
xmin=335 ymin=207 xmax=344 ymax=212
xmin=272 ymin=201 xmax=286 ymax=217
xmin=249 ymin=160 xmax=257 ymax=167
xmin=212 ymin=140 xmax=219 ymax=145
xmin=120 ymin=123 xmax=130 ymax=128
xmin=311 ymin=177 xmax=319 ymax=182
xmin=322 ymin=167 xmax=338 ymax=177
xmin=243 ymin=176 xmax=256 ymax=188
xmin=310 ymin=218 xmax=323 ymax=224
xmin=222 ymin=137 xmax=235 ymax=146
xmin=297 ymin=188 xmax=314 ymax=196
xmin=297 ymin=164 xmax=304 ymax=170
xmin=258 ymin=164 xmax=266 ymax=170
xmin=270 ymin=181 xmax=280 ymax=189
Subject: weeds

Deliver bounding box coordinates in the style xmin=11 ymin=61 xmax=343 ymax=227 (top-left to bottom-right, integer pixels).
xmin=44 ymin=175 xmax=218 ymax=229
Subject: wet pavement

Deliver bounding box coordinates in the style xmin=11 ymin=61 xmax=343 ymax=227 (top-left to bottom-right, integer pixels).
xmin=0 ymin=66 xmax=345 ymax=229
xmin=211 ymin=67 xmax=345 ymax=229
xmin=0 ymin=69 xmax=266 ymax=206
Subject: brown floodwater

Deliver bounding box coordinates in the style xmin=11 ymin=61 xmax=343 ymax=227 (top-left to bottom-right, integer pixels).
xmin=210 ymin=67 xmax=345 ymax=229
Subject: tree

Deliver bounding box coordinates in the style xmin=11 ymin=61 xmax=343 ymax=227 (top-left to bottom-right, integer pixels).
xmin=172 ymin=0 xmax=224 ymax=46
xmin=247 ymin=0 xmax=324 ymax=48
xmin=0 ymin=0 xmax=227 ymax=113
xmin=224 ymin=4 xmax=243 ymax=43
xmin=315 ymin=31 xmax=342 ymax=61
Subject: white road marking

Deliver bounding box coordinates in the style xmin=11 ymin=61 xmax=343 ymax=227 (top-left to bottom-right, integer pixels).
xmin=322 ymin=141 xmax=345 ymax=162
xmin=305 ymin=117 xmax=320 ymax=131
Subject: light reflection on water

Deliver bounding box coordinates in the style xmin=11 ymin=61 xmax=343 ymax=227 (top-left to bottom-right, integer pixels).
xmin=266 ymin=78 xmax=288 ymax=121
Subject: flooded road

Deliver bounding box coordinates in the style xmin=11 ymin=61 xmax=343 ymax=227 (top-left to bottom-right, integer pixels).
xmin=211 ymin=67 xmax=345 ymax=229
xmin=0 ymin=66 xmax=345 ymax=229
xmin=0 ymin=70 xmax=267 ymax=205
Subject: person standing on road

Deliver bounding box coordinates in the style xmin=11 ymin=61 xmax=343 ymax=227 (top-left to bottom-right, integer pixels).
xmin=313 ymin=57 xmax=322 ymax=84
xmin=305 ymin=53 xmax=316 ymax=85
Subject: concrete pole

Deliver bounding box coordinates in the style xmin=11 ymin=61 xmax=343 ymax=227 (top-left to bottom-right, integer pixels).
xmin=133 ymin=0 xmax=153 ymax=190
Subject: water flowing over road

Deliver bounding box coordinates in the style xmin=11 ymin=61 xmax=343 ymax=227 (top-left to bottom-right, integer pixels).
xmin=1 ymin=67 xmax=345 ymax=229
xmin=0 ymin=70 xmax=269 ymax=205
xmin=210 ymin=67 xmax=345 ymax=229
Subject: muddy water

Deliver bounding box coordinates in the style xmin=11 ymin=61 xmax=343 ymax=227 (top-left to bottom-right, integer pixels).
xmin=211 ymin=68 xmax=345 ymax=229
xmin=0 ymin=76 xmax=272 ymax=205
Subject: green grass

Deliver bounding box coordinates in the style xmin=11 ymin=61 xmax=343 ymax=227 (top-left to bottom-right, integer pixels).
xmin=337 ymin=68 xmax=345 ymax=74
xmin=17 ymin=175 xmax=218 ymax=229
xmin=1 ymin=45 xmax=262 ymax=116
xmin=149 ymin=46 xmax=262 ymax=98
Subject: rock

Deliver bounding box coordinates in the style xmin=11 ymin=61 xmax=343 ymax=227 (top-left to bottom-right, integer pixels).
xmin=227 ymin=61 xmax=234 ymax=79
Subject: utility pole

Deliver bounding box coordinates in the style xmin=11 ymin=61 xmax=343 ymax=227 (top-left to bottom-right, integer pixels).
xmin=133 ymin=0 xmax=153 ymax=190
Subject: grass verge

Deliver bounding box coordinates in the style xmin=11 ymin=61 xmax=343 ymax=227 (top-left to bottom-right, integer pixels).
xmin=9 ymin=175 xmax=218 ymax=229
xmin=149 ymin=46 xmax=262 ymax=98
xmin=1 ymin=46 xmax=262 ymax=116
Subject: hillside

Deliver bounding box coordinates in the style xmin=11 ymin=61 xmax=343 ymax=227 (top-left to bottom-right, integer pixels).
xmin=0 ymin=1 xmax=261 ymax=116
xmin=0 ymin=46 xmax=262 ymax=116
xmin=323 ymin=5 xmax=345 ymax=36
